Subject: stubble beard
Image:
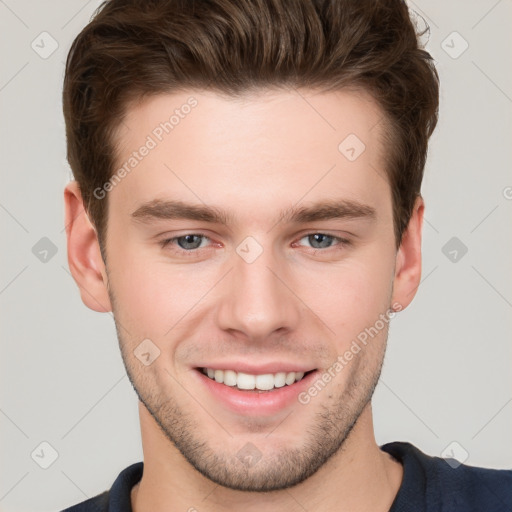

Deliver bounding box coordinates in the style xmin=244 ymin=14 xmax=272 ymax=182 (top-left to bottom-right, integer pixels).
xmin=113 ymin=318 xmax=387 ymax=492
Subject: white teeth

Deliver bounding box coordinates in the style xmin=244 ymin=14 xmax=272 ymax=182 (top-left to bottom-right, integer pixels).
xmin=255 ymin=374 xmax=275 ymax=391
xmin=237 ymin=372 xmax=255 ymax=390
xmin=223 ymin=369 xmax=237 ymax=386
xmin=285 ymin=372 xmax=296 ymax=385
xmin=274 ymin=372 xmax=286 ymax=388
xmin=202 ymin=368 xmax=309 ymax=390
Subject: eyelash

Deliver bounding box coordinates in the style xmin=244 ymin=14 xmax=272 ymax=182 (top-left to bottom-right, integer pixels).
xmin=158 ymin=233 xmax=351 ymax=256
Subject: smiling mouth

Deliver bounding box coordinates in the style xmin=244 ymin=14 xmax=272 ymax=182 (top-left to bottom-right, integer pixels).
xmin=198 ymin=367 xmax=315 ymax=392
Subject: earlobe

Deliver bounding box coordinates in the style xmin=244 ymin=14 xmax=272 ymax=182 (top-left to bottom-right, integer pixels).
xmin=391 ymin=196 xmax=424 ymax=310
xmin=64 ymin=181 xmax=112 ymax=313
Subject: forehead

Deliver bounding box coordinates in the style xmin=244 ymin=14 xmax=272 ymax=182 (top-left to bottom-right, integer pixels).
xmin=110 ymin=87 xmax=390 ymax=223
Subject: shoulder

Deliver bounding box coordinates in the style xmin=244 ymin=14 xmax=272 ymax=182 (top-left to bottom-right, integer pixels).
xmin=60 ymin=462 xmax=143 ymax=512
xmin=382 ymin=441 xmax=512 ymax=512
xmin=60 ymin=491 xmax=109 ymax=512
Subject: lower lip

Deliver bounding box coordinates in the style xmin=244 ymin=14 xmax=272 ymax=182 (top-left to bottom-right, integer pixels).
xmin=194 ymin=369 xmax=318 ymax=416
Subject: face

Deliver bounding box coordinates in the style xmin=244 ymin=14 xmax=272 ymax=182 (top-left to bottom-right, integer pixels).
xmin=67 ymin=87 xmax=422 ymax=491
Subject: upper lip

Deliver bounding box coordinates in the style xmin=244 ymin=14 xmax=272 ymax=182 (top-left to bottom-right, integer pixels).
xmin=195 ymin=362 xmax=316 ymax=374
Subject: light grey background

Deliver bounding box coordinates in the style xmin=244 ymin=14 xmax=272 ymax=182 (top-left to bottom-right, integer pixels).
xmin=1 ymin=1 xmax=511 ymax=511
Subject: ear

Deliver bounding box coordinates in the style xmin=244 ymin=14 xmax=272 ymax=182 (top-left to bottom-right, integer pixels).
xmin=64 ymin=181 xmax=112 ymax=313
xmin=391 ymin=196 xmax=424 ymax=310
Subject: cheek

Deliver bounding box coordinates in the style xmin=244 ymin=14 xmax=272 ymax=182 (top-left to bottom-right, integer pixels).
xmin=299 ymin=252 xmax=395 ymax=342
xmin=107 ymin=226 xmax=396 ymax=341
xmin=107 ymin=244 xmax=217 ymax=338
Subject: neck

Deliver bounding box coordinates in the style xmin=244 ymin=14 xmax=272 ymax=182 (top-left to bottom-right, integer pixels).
xmin=131 ymin=402 xmax=403 ymax=512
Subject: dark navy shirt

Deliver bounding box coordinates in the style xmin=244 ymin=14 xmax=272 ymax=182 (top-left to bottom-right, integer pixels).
xmin=61 ymin=441 xmax=512 ymax=511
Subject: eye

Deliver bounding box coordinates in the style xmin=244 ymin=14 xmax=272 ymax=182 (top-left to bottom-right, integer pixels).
xmin=160 ymin=234 xmax=210 ymax=251
xmin=296 ymin=233 xmax=349 ymax=250
xmin=158 ymin=232 xmax=350 ymax=257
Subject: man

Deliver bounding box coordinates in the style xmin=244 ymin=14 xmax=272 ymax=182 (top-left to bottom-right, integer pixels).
xmin=61 ymin=0 xmax=512 ymax=510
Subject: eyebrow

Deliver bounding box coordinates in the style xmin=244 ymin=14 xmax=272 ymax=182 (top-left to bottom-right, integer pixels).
xmin=131 ymin=198 xmax=376 ymax=226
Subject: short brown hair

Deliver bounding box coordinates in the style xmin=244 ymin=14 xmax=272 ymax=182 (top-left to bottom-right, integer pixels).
xmin=63 ymin=0 xmax=439 ymax=254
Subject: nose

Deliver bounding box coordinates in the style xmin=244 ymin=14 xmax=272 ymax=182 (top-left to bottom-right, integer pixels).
xmin=215 ymin=241 xmax=302 ymax=343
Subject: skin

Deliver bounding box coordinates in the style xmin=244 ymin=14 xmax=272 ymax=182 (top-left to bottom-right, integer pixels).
xmin=64 ymin=87 xmax=424 ymax=512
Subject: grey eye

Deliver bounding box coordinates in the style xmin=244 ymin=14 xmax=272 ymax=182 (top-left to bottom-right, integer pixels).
xmin=305 ymin=234 xmax=336 ymax=249
xmin=176 ymin=234 xmax=205 ymax=250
